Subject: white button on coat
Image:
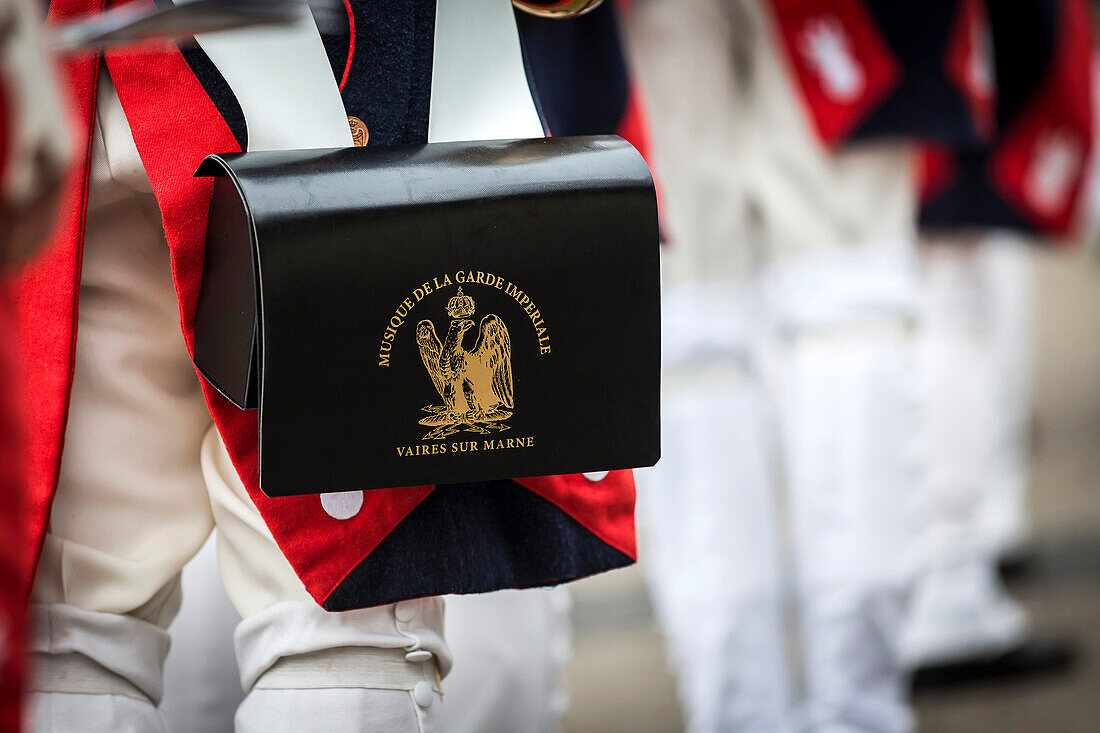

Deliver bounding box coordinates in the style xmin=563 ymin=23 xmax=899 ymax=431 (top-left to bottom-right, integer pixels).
xmin=405 ymin=649 xmax=433 ymax=663
xmin=582 ymin=471 xmax=610 ymax=482
xmin=319 ymin=491 xmax=364 ymax=520
xmin=413 ymin=681 xmax=435 ymax=708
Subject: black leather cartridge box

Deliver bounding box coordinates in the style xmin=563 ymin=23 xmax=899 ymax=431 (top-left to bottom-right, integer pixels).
xmin=193 ymin=135 xmax=659 ymax=496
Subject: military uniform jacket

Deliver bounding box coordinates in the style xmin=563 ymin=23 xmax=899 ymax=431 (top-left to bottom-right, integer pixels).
xmin=17 ymin=0 xmax=645 ymax=610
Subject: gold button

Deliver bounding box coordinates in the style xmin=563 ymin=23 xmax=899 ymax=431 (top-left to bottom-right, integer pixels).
xmin=512 ymin=0 xmax=604 ymax=18
xmin=348 ymin=116 xmax=369 ymax=147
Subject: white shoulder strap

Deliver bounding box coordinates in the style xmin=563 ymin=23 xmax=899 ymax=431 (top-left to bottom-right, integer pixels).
xmin=192 ymin=0 xmax=541 ymax=150
xmin=428 ymin=0 xmax=544 ymax=143
xmin=193 ymin=3 xmax=353 ymax=151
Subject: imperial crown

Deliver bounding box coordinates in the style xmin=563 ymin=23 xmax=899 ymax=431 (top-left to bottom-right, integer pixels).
xmin=446 ymin=287 xmax=476 ymax=319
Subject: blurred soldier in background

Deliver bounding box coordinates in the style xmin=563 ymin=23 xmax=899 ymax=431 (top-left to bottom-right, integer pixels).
xmin=626 ymin=0 xmax=1092 ymax=730
xmin=904 ymin=0 xmax=1093 ymax=675
xmin=625 ymin=0 xmax=920 ymax=729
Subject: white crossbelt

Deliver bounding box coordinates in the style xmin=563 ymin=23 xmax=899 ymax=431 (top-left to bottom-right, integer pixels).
xmin=428 ymin=0 xmax=545 ymax=143
xmin=193 ymin=0 xmax=543 ymax=151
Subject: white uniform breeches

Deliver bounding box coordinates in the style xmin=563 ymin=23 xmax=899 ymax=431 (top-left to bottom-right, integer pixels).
xmin=27 ymin=70 xmax=450 ymax=733
xmin=900 ymin=238 xmax=1033 ymax=668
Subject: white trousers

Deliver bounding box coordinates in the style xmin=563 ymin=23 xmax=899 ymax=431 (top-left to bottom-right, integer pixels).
xmin=900 ymin=239 xmax=1034 ymax=667
xmin=776 ymin=287 xmax=919 ymax=733
xmin=625 ymin=0 xmax=920 ymax=729
xmin=971 ymin=239 xmax=1034 ymax=559
xmin=440 ymin=589 xmax=571 ymax=733
xmin=160 ymin=559 xmax=573 ymax=733
xmin=640 ymin=264 xmax=920 ymax=733
xmin=27 ymin=73 xmax=450 ymax=733
xmin=637 ymin=364 xmax=789 ymax=733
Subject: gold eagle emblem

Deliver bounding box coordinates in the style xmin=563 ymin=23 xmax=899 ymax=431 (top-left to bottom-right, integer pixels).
xmin=415 ymin=287 xmax=514 ymax=440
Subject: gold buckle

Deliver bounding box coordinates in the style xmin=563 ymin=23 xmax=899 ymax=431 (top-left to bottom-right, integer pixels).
xmin=511 ymin=0 xmax=605 ymax=18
